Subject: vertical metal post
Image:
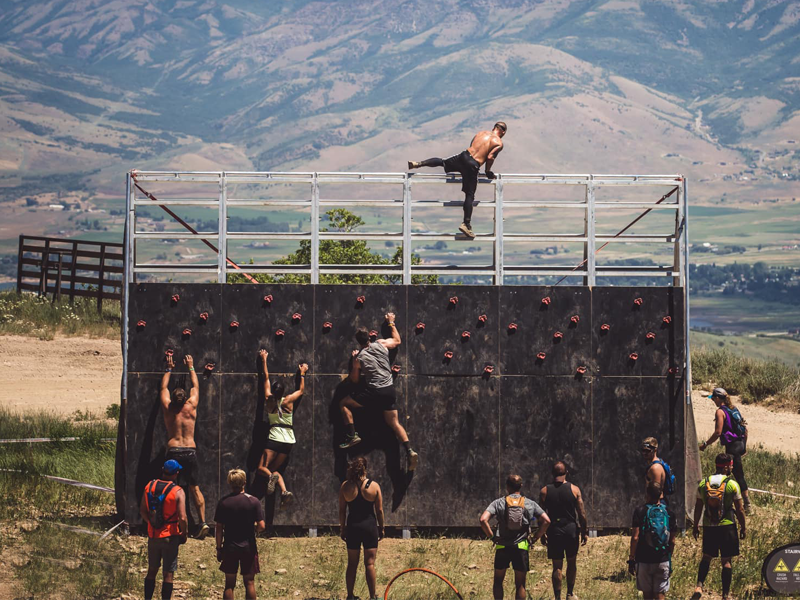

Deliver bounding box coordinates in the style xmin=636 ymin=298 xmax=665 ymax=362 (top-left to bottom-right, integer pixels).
xmin=674 ymin=183 xmax=685 ymax=288
xmin=122 ymin=172 xmax=132 ymax=411
xmin=127 ymin=176 xmax=136 ymax=284
xmin=15 ymin=235 xmax=23 ymax=294
xmin=54 ymin=253 xmax=63 ymax=303
xmin=494 ymin=177 xmax=504 ymax=285
xmin=97 ymin=244 xmax=106 ymax=313
xmin=68 ymin=242 xmax=77 ymax=303
xmin=218 ymin=174 xmax=228 ymax=284
xmin=584 ymin=180 xmax=596 ymax=286
xmin=402 ymin=174 xmax=412 ymax=285
xmin=311 ymin=174 xmax=320 ymax=284
xmin=682 ymin=178 xmax=691 ymax=402
xmin=39 ymin=240 xmax=50 ymax=298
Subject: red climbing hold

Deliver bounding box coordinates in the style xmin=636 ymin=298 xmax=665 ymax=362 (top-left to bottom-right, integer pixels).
xmin=576 ymin=366 xmax=587 ymax=375
xmin=600 ymin=323 xmax=610 ymax=332
xmin=553 ymin=331 xmax=563 ymax=340
xmin=668 ymin=367 xmax=677 ymax=375
xmin=230 ymin=321 xmax=239 ymax=329
xmin=171 ymin=294 xmax=180 ymax=304
xmin=292 ymin=312 xmax=302 ymax=321
xmin=275 ymin=329 xmax=285 ymax=337
xmin=662 ymin=316 xmax=672 ymax=325
xmin=646 ymin=331 xmax=655 ymax=340
xmin=483 ymin=365 xmax=495 ymax=375
xmin=204 ymin=363 xmax=215 ymax=372
xmin=263 ymin=295 xmax=273 ymax=304
xmin=369 ymin=330 xmax=378 ymax=339
xmin=507 ymin=323 xmax=518 ymax=332
xmin=444 ymin=350 xmax=454 ymax=359
xmin=199 ymin=312 xmax=209 ymax=322
xmin=356 ymin=295 xmax=366 ymax=305
xmin=449 ymin=296 xmax=458 ymax=306
xmin=137 ymin=320 xmax=146 ymax=328
xmin=478 ymin=314 xmax=487 ymax=323
xmin=461 ymin=331 xmax=471 ymax=340
xmin=323 ymin=321 xmax=333 ymax=331
xmin=182 ymin=328 xmax=192 ymax=337
xmin=570 ymin=315 xmax=580 ymax=324
xmin=165 ymin=349 xmax=174 ymax=357
xmin=629 ymin=352 xmax=639 ymax=361
xmin=391 ymin=364 xmax=401 ymax=374
xmin=415 ymin=322 xmax=425 ymax=332
xmin=541 ymin=296 xmax=551 ymax=306
xmin=634 ymin=297 xmax=643 ymax=306
xmin=536 ymin=352 xmax=547 ymax=360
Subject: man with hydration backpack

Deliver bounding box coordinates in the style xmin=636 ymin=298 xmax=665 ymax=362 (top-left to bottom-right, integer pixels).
xmin=641 ymin=437 xmax=676 ymax=506
xmin=691 ymin=453 xmax=747 ymax=600
xmin=699 ymin=388 xmax=750 ymax=512
xmin=140 ymin=459 xmax=188 ymax=600
xmin=480 ymin=474 xmax=551 ymax=600
xmin=628 ymin=481 xmax=677 ymax=600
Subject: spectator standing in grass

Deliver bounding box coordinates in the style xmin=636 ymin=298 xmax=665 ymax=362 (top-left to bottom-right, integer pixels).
xmin=480 ymin=474 xmax=551 ymax=600
xmin=699 ymin=388 xmax=750 ymax=512
xmin=641 ymin=437 xmax=676 ymax=506
xmin=215 ymin=468 xmax=266 ymax=600
xmin=628 ymin=481 xmax=677 ymax=600
xmin=540 ymin=462 xmax=588 ymax=600
xmin=691 ymin=453 xmax=747 ymax=600
xmin=140 ymin=459 xmax=188 ymax=600
xmin=339 ymin=456 xmax=384 ymax=600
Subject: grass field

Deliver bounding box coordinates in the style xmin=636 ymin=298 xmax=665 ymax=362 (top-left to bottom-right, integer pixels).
xmin=690 ymin=331 xmax=800 ymax=367
xmin=690 ymin=295 xmax=800 ymax=333
xmin=2 ymin=407 xmax=800 ymax=599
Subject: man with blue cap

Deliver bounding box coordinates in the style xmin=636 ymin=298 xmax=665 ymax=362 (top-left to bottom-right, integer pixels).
xmin=140 ymin=459 xmax=188 ymax=600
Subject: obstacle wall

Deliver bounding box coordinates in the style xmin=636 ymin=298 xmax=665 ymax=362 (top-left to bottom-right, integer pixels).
xmin=121 ymin=283 xmax=686 ymax=529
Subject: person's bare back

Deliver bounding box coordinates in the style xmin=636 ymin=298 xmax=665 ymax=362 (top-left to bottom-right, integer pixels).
xmin=467 ymin=130 xmax=504 ymax=166
xmin=160 ymin=354 xmax=200 ymax=448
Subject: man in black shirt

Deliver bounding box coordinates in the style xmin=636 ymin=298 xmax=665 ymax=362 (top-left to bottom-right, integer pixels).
xmin=215 ymin=469 xmax=266 ymax=600
xmin=540 ymin=462 xmax=588 ymax=600
xmin=628 ymin=481 xmax=677 ymax=600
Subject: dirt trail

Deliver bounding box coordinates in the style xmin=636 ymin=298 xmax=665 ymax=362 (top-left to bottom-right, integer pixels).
xmin=0 ymin=335 xmax=121 ymax=415
xmin=1 ymin=334 xmax=799 ymax=455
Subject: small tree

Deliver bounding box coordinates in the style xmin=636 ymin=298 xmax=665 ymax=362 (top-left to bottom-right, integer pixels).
xmin=228 ymin=208 xmax=438 ymax=285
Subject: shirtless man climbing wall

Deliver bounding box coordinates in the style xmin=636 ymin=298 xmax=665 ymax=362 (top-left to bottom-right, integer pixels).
xmin=160 ymin=352 xmax=209 ymax=540
xmin=408 ymin=122 xmax=506 ymax=239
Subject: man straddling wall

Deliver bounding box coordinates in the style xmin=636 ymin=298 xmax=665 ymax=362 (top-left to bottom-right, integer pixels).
xmin=160 ymin=352 xmax=209 ymax=539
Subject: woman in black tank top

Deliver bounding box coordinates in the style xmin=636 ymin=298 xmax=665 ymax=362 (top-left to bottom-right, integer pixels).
xmin=339 ymin=457 xmax=384 ymax=600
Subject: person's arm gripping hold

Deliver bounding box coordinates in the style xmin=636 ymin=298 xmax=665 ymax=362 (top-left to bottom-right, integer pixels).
xmin=281 ymin=363 xmax=309 ymax=412
xmin=185 ymin=354 xmax=199 ymax=409
xmin=160 ymin=353 xmax=174 ymax=411
xmin=378 ymin=312 xmax=401 ymax=350
xmin=259 ymin=350 xmax=271 ymax=399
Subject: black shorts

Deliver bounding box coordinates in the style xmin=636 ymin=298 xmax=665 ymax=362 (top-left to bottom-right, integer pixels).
xmin=353 ymin=385 xmax=397 ymax=411
xmin=346 ymin=520 xmax=379 ymax=551
xmin=443 ymin=150 xmax=480 ymax=197
xmin=165 ymin=447 xmax=198 ymax=487
xmin=702 ymin=524 xmax=739 ymax=558
xmin=265 ymin=438 xmax=294 ymax=455
xmin=547 ymin=530 xmax=579 ymax=560
xmin=219 ymin=546 xmax=260 ymax=577
xmin=494 ymin=545 xmax=529 ymax=573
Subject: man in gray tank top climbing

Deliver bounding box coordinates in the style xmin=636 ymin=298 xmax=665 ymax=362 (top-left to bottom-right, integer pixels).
xmin=540 ymin=462 xmax=588 ymax=600
xmin=339 ymin=312 xmax=419 ymax=472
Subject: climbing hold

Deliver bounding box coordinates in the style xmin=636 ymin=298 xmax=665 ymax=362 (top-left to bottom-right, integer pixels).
xmin=369 ymin=330 xmax=378 ymax=340
xmin=541 ymin=296 xmax=551 ymax=306
xmin=576 ymin=366 xmax=587 ymax=375
xmin=230 ymin=321 xmax=239 ymax=329
xmin=600 ymin=323 xmax=610 ymax=332
xmin=199 ymin=312 xmax=209 ymax=322
xmin=356 ymin=295 xmax=366 ymax=306
xmin=553 ymin=331 xmax=563 ymax=340
xmin=415 ymin=322 xmax=425 ymax=332
xmin=171 ymin=294 xmax=180 ymax=304
xmin=263 ymin=294 xmax=273 ymax=304
xmin=444 ymin=350 xmax=454 ymax=360
xmin=507 ymin=323 xmax=518 ymax=332
xmin=292 ymin=312 xmax=302 ymax=322
xmin=275 ymin=329 xmax=285 ymax=338
xmin=662 ymin=316 xmax=672 ymax=325
xmin=204 ymin=363 xmax=215 ymax=373
xmin=483 ymin=365 xmax=494 ymax=375
xmin=668 ymin=367 xmax=677 ymax=375
xmin=322 ymin=321 xmax=333 ymax=331
xmin=182 ymin=328 xmax=192 ymax=337
xmin=629 ymin=352 xmax=639 ymax=361
xmin=391 ymin=364 xmax=402 ymax=374
xmin=136 ymin=319 xmax=146 ymax=328
xmin=646 ymin=331 xmax=656 ymax=340
xmin=165 ymin=349 xmax=174 ymax=358
xmin=461 ymin=331 xmax=471 ymax=341
xmin=536 ymin=352 xmax=547 ymax=360
xmin=633 ymin=297 xmax=643 ymax=306
xmin=570 ymin=315 xmax=580 ymax=324
xmin=478 ymin=314 xmax=488 ymax=323
xmin=449 ymin=296 xmax=458 ymax=306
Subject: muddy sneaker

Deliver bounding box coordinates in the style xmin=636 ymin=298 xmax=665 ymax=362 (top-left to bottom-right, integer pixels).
xmin=339 ymin=433 xmax=362 ymax=449
xmin=458 ymin=222 xmax=475 ymax=238
xmin=690 ymin=588 xmax=703 ymax=600
xmin=408 ymin=161 xmax=421 ymax=170
xmin=267 ymin=473 xmax=280 ymax=495
xmin=407 ymin=449 xmax=419 ymax=472
xmin=280 ymin=491 xmax=295 ymax=510
xmin=194 ymin=522 xmax=210 ymax=540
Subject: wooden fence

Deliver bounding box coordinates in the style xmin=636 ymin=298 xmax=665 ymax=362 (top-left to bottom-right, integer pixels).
xmin=16 ymin=235 xmax=123 ymax=311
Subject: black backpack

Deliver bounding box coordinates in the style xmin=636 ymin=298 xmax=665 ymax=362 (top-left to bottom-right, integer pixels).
xmin=146 ymin=480 xmax=177 ymax=530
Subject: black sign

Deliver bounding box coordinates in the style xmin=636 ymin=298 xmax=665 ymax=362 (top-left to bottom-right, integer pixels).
xmin=763 ymin=543 xmax=800 ymax=595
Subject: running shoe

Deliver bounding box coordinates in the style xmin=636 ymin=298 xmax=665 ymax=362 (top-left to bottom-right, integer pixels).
xmin=339 ymin=433 xmax=362 ymax=449
xmin=690 ymin=588 xmax=703 ymax=600
xmin=267 ymin=473 xmax=280 ymax=495
xmin=407 ymin=161 xmax=420 ymax=170
xmin=194 ymin=522 xmax=210 ymax=540
xmin=280 ymin=491 xmax=295 ymax=509
xmin=458 ymin=222 xmax=475 ymax=238
xmin=407 ymin=449 xmax=419 ymax=472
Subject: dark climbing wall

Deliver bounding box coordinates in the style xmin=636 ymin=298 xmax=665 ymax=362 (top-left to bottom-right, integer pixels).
xmin=122 ymin=284 xmax=686 ymax=529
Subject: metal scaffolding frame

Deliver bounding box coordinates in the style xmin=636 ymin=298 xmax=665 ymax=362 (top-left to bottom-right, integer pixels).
xmin=126 ymin=170 xmax=687 ymax=287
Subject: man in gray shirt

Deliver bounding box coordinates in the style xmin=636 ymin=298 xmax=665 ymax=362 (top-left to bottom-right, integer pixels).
xmin=480 ymin=474 xmax=551 ymax=600
xmin=339 ymin=312 xmax=419 ymax=471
